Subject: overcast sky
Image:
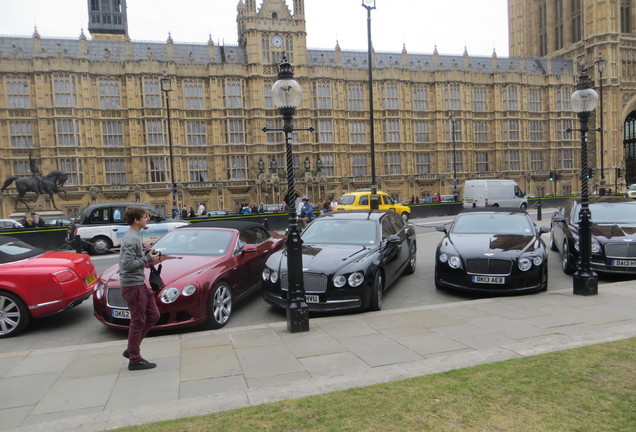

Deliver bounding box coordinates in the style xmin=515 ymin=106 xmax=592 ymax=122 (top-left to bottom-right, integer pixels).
xmin=0 ymin=0 xmax=509 ymax=57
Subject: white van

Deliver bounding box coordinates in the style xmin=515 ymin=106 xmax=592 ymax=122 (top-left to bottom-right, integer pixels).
xmin=463 ymin=179 xmax=528 ymax=209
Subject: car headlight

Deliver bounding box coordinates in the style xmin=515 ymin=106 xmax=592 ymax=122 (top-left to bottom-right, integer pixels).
xmin=574 ymin=240 xmax=601 ymax=254
xmin=262 ymin=268 xmax=270 ymax=281
xmin=160 ymin=287 xmax=179 ymax=304
xmin=439 ymin=253 xmax=448 ymax=263
xmin=182 ymin=284 xmax=196 ymax=296
xmin=270 ymin=269 xmax=278 ymax=283
xmin=348 ymin=272 xmax=364 ymax=287
xmin=333 ymin=275 xmax=347 ymax=288
xmin=448 ymin=256 xmax=461 ymax=269
xmin=532 ymin=256 xmax=543 ymax=266
xmin=518 ymin=257 xmax=532 ymax=271
xmin=95 ymin=283 xmax=105 ymax=300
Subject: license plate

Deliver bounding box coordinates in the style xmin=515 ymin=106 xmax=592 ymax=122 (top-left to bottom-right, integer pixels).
xmin=472 ymin=275 xmax=505 ymax=284
xmin=612 ymin=260 xmax=636 ymax=267
xmin=85 ymin=274 xmax=96 ymax=286
xmin=305 ymin=295 xmax=319 ymax=303
xmin=112 ymin=309 xmax=131 ymax=319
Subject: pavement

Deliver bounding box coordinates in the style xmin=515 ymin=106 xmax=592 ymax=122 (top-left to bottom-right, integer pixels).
xmin=2 ymin=280 xmax=636 ymax=431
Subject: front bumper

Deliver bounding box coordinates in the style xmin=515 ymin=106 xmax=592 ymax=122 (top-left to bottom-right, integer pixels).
xmin=263 ymin=290 xmax=363 ymax=313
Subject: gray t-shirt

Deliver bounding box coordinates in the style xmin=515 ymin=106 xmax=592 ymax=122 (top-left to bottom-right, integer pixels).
xmin=119 ymin=229 xmax=151 ymax=287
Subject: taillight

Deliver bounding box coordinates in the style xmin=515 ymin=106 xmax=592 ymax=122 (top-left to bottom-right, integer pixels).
xmin=53 ymin=269 xmax=79 ymax=284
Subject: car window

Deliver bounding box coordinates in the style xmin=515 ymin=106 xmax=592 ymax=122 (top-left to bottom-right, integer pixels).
xmin=89 ymin=208 xmax=110 ymax=224
xmin=239 ymin=227 xmax=269 ymax=245
xmin=589 ymin=202 xmax=636 ymax=223
xmin=338 ymin=195 xmax=355 ymax=205
xmin=359 ymin=195 xmax=369 ymax=205
xmin=387 ymin=212 xmax=405 ymax=233
xmin=113 ymin=207 xmax=125 ymax=222
xmin=302 ymin=219 xmax=377 ymax=244
xmin=153 ymin=229 xmax=233 ymax=256
xmin=451 ymin=213 xmax=533 ymax=235
xmin=382 ymin=194 xmax=395 ymax=205
xmin=382 ymin=217 xmax=396 ymax=238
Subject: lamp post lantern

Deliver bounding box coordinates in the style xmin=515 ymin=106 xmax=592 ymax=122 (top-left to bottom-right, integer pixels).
xmin=262 ymin=56 xmax=314 ymax=332
xmin=269 ymin=156 xmax=277 ymax=174
xmin=449 ymin=113 xmax=458 ymax=198
xmin=160 ymin=74 xmax=177 ymax=217
xmin=571 ymin=67 xmax=599 ymax=296
xmin=362 ymin=0 xmax=379 ymax=209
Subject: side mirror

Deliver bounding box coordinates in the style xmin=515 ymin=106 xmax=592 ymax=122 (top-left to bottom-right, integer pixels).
xmin=552 ymin=215 xmax=565 ymax=223
xmin=539 ymin=226 xmax=550 ymax=234
xmin=241 ymin=244 xmax=257 ymax=253
xmin=386 ymin=234 xmax=401 ymax=244
xmin=435 ymin=225 xmax=448 ymax=234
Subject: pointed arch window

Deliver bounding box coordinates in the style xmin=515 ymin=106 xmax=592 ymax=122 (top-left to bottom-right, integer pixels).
xmin=622 ymin=0 xmax=632 ymax=33
xmin=571 ymin=0 xmax=582 ymax=42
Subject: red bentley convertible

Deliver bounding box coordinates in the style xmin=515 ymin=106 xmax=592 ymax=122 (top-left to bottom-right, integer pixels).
xmin=0 ymin=236 xmax=97 ymax=338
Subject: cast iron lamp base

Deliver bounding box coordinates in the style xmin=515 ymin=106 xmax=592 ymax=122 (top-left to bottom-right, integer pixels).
xmin=573 ymin=273 xmax=598 ymax=296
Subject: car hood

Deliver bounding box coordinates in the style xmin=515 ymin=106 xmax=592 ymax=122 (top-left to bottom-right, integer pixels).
xmin=101 ymin=255 xmax=224 ymax=286
xmin=447 ymin=233 xmax=537 ymax=257
xmin=591 ymin=224 xmax=636 ymax=241
xmin=273 ymin=243 xmax=372 ymax=273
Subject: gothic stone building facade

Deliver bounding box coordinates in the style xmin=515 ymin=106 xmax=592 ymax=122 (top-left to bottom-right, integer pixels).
xmin=3 ymin=0 xmax=629 ymax=217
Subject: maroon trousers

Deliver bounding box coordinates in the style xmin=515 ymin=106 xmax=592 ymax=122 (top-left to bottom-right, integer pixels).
xmin=121 ymin=284 xmax=160 ymax=363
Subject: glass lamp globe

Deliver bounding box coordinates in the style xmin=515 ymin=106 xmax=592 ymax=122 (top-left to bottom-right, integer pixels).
xmin=271 ymin=78 xmax=302 ymax=109
xmin=571 ymin=87 xmax=599 ymax=113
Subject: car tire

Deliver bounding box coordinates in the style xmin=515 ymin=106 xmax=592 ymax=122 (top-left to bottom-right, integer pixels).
xmin=89 ymin=236 xmax=112 ymax=255
xmin=0 ymin=291 xmax=30 ymax=339
xmin=404 ymin=242 xmax=417 ymax=274
xmin=561 ymin=241 xmax=576 ymax=275
xmin=549 ymin=228 xmax=558 ymax=251
xmin=401 ymin=212 xmax=409 ymax=221
xmin=207 ymin=281 xmax=232 ymax=329
xmin=369 ymin=271 xmax=383 ymax=311
xmin=520 ymin=203 xmax=527 ymax=210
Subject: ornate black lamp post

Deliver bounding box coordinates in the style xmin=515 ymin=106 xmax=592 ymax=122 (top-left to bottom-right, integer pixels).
xmin=269 ymin=156 xmax=277 ymax=174
xmin=571 ymin=67 xmax=599 ymax=296
xmin=594 ymin=56 xmax=607 ymax=195
xmin=449 ymin=113 xmax=458 ymax=198
xmin=160 ymin=74 xmax=177 ymax=217
xmin=258 ymin=156 xmax=265 ymax=174
xmin=262 ymin=56 xmax=314 ymax=332
xmin=362 ymin=0 xmax=379 ymax=209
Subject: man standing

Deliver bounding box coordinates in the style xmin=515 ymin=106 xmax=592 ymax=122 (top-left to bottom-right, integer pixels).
xmin=196 ymin=202 xmax=205 ymax=216
xmin=119 ymin=206 xmax=161 ymax=371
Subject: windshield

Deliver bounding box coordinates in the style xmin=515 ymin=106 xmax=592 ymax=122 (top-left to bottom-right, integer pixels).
xmin=629 ymin=184 xmax=636 ymax=191
xmin=451 ymin=213 xmax=533 ymax=235
xmin=152 ymin=229 xmax=234 ymax=256
xmin=302 ymin=219 xmax=377 ymax=245
xmin=586 ymin=202 xmax=636 ymax=224
xmin=338 ymin=195 xmax=356 ymax=205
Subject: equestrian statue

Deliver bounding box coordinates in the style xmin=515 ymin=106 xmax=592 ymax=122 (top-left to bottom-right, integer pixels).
xmin=1 ymin=153 xmax=68 ymax=211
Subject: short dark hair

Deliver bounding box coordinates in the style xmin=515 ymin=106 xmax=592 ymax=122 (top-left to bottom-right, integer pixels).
xmin=124 ymin=206 xmax=147 ymax=225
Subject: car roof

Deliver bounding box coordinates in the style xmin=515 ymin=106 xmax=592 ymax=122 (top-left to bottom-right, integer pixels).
xmin=0 ymin=236 xmax=43 ymax=263
xmin=186 ymin=220 xmax=267 ymax=232
xmin=341 ymin=190 xmax=390 ymax=196
xmin=317 ymin=210 xmax=389 ymax=221
xmin=570 ymin=196 xmax=634 ymax=204
xmin=460 ymin=207 xmax=528 ymax=214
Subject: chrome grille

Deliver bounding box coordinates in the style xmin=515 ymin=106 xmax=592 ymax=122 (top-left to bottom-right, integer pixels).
xmin=107 ymin=288 xmax=129 ymax=308
xmin=466 ymin=259 xmax=512 ymax=275
xmin=604 ymin=243 xmax=636 ymax=259
xmin=281 ymin=273 xmax=328 ymax=293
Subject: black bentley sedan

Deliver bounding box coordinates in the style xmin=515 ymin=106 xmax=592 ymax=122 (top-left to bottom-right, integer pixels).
xmin=262 ymin=210 xmax=417 ymax=313
xmin=550 ymin=197 xmax=636 ymax=275
xmin=435 ymin=208 xmax=549 ymax=294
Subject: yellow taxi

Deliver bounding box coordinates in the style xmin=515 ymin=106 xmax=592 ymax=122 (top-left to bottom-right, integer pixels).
xmin=335 ymin=190 xmax=411 ymax=220
xmin=628 ymin=184 xmax=636 ymax=199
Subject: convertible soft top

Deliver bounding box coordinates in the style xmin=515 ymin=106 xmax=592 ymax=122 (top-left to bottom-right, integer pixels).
xmin=0 ymin=235 xmax=43 ymax=264
xmin=185 ymin=220 xmax=266 ymax=232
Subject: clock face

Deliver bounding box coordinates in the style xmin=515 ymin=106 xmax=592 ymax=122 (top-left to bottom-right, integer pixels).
xmin=271 ymin=35 xmax=284 ymax=49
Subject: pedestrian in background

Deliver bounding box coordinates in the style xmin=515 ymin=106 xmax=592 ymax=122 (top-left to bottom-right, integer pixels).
xmin=119 ymin=206 xmax=161 ymax=371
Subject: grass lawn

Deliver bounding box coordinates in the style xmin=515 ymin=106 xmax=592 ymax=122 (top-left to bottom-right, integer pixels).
xmin=114 ymin=337 xmax=636 ymax=432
